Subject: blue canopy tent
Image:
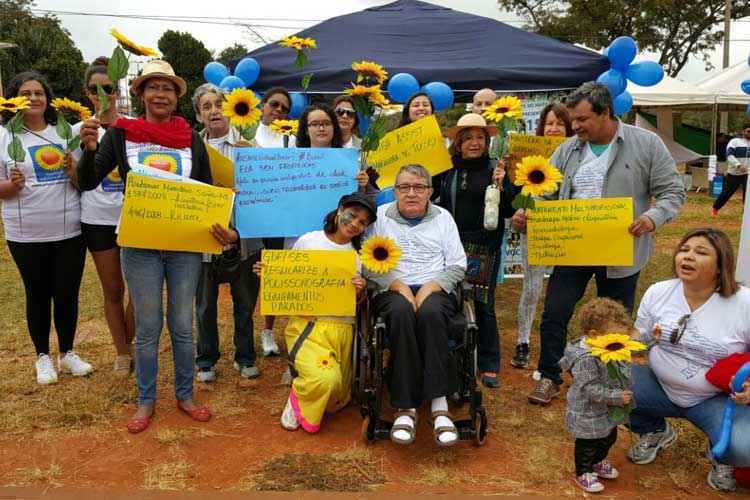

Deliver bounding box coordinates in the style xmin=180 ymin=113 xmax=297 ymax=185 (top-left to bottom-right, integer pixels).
xmin=234 ymin=0 xmax=608 ymax=98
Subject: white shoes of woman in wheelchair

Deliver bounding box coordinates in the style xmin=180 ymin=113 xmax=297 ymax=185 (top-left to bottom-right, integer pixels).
xmin=390 ymin=409 xmax=418 ymax=445
xmin=390 ymin=397 xmax=459 ymax=446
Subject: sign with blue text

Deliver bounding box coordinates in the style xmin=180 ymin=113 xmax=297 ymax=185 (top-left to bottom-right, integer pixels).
xmin=234 ymin=148 xmax=359 ymax=237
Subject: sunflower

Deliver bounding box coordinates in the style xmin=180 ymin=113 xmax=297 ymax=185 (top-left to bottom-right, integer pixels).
xmin=51 ymin=98 xmax=92 ymax=121
xmin=222 ymin=88 xmax=261 ymax=128
xmin=513 ymin=155 xmax=563 ymax=197
xmin=0 ymin=96 xmax=31 ymax=113
xmin=270 ymin=119 xmax=298 ymax=136
xmin=482 ymin=95 xmax=523 ymax=123
xmin=279 ymin=35 xmax=317 ymax=50
xmin=368 ymin=88 xmax=393 ymax=108
xmin=586 ymin=334 xmax=646 ymax=363
xmin=315 ymin=354 xmax=336 ymax=371
xmin=361 ymin=236 xmax=402 ymax=274
xmin=352 ymin=60 xmax=388 ymax=84
xmin=109 ymin=28 xmax=160 ymax=57
xmin=345 ymin=84 xmax=381 ymax=99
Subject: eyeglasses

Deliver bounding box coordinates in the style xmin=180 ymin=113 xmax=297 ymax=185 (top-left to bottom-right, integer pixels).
xmin=19 ymin=90 xmax=45 ymax=98
xmin=395 ymin=183 xmax=430 ymax=194
xmin=308 ymin=121 xmax=333 ymax=129
xmin=144 ymin=84 xmax=176 ymax=94
xmin=267 ymin=99 xmax=290 ymax=114
xmin=335 ymin=108 xmax=356 ymax=118
xmin=670 ymin=314 xmax=691 ymax=345
xmin=88 ymin=84 xmax=116 ymax=95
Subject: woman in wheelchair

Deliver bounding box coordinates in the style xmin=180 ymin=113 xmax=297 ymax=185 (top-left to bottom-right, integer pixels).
xmin=255 ymin=193 xmax=377 ymax=432
xmin=363 ymin=164 xmax=468 ymax=447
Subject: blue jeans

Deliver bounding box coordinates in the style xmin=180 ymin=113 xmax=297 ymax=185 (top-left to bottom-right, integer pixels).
xmin=630 ymin=364 xmax=750 ymax=466
xmin=121 ymin=248 xmax=201 ymax=406
xmin=195 ymin=252 xmax=260 ymax=369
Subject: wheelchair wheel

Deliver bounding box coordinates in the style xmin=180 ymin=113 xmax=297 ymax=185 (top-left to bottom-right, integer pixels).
xmin=473 ymin=407 xmax=488 ymax=447
xmin=361 ymin=415 xmax=376 ymax=444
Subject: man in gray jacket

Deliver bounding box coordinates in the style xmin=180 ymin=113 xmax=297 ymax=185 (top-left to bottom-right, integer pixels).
xmin=512 ymin=82 xmax=685 ymax=405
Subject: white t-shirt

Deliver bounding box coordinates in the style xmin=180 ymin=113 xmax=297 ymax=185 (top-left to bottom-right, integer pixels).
xmin=125 ymin=140 xmax=192 ymax=178
xmin=254 ymin=122 xmax=296 ymax=148
xmin=0 ymin=125 xmax=81 ymax=242
xmin=571 ymin=143 xmax=612 ymax=199
xmin=71 ymin=122 xmax=123 ymax=226
xmin=635 ymin=279 xmax=750 ymax=407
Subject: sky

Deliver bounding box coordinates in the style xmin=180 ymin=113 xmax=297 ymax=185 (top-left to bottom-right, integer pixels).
xmin=29 ymin=0 xmax=750 ymax=83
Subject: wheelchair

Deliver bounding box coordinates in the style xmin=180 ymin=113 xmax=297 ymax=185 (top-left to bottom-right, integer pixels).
xmin=352 ymin=282 xmax=488 ymax=446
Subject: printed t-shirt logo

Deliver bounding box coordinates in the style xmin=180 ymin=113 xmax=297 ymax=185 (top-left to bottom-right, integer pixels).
xmin=102 ymin=168 xmax=124 ymax=192
xmin=29 ymin=144 xmax=66 ymax=183
xmin=139 ymin=151 xmax=182 ymax=175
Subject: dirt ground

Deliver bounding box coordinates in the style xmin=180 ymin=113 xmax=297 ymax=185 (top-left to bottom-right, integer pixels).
xmin=0 ymin=192 xmax=746 ymax=497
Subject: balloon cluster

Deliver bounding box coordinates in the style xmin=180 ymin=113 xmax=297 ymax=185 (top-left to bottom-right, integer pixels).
xmin=203 ymin=58 xmax=309 ymax=119
xmin=387 ymin=73 xmax=454 ymax=111
xmin=596 ymin=36 xmax=664 ymax=116
xmin=741 ymin=54 xmax=750 ymax=116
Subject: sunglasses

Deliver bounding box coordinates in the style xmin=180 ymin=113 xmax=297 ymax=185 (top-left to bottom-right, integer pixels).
xmin=669 ymin=314 xmax=691 ymax=345
xmin=335 ymin=108 xmax=356 ymax=118
xmin=88 ymin=84 xmax=116 ymax=95
xmin=267 ymin=99 xmax=290 ymax=114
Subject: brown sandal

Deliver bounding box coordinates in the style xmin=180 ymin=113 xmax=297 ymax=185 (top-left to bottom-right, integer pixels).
xmin=390 ymin=409 xmax=418 ymax=445
xmin=431 ymin=410 xmax=458 ymax=447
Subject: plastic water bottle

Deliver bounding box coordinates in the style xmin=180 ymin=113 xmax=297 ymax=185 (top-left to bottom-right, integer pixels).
xmin=484 ymin=184 xmax=500 ymax=230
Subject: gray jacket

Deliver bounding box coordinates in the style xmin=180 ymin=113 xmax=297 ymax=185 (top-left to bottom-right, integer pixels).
xmin=559 ymin=338 xmax=631 ymax=439
xmin=550 ymin=121 xmax=685 ymax=278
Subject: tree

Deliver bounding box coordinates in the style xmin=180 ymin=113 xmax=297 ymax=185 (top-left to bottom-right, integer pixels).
xmin=157 ymin=30 xmax=212 ymax=126
xmin=498 ymin=0 xmax=750 ymax=76
xmin=0 ymin=0 xmax=86 ymax=101
xmin=217 ymin=43 xmax=248 ymax=67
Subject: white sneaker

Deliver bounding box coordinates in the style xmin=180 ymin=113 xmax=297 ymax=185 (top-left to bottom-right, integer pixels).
xmin=59 ymin=351 xmax=94 ymax=376
xmin=280 ymin=366 xmax=293 ymax=386
xmin=281 ymin=397 xmax=299 ymax=431
xmin=197 ymin=367 xmax=216 ymax=383
xmin=36 ymin=354 xmax=58 ymax=385
xmin=261 ymin=329 xmax=280 ymax=357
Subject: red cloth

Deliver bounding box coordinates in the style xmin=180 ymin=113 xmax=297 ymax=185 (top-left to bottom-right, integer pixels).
xmin=735 ymin=467 xmax=750 ymax=488
xmin=705 ymin=353 xmax=750 ymax=393
xmin=111 ymin=116 xmax=192 ymax=149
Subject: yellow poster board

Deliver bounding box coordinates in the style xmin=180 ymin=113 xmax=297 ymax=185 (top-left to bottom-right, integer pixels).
xmin=260 ymin=250 xmax=357 ymax=316
xmin=527 ymin=197 xmax=634 ymax=266
xmin=367 ymin=115 xmax=452 ymax=188
xmin=206 ymin=144 xmax=235 ymax=188
xmin=507 ymin=134 xmax=566 ymax=182
xmin=117 ymin=174 xmax=234 ymax=254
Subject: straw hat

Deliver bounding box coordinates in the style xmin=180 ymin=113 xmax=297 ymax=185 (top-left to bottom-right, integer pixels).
xmin=447 ymin=113 xmax=496 ymax=140
xmin=130 ymin=59 xmax=187 ymax=97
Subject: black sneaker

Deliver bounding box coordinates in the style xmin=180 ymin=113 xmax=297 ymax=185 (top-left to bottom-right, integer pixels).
xmin=510 ymin=343 xmax=529 ymax=368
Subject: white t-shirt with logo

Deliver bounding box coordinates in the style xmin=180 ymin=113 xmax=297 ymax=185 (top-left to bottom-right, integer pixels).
xmin=0 ymin=125 xmax=81 ymax=242
xmin=635 ymin=278 xmax=750 ymax=408
xmin=71 ymin=122 xmax=123 ymax=226
xmin=571 ymin=143 xmax=612 ymax=199
xmin=125 ymin=140 xmax=192 ymax=179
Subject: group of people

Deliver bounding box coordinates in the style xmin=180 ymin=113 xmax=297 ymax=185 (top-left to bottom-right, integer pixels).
xmin=1 ymin=56 xmax=749 ymax=494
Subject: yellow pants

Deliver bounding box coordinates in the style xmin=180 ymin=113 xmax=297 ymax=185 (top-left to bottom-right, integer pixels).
xmin=285 ymin=317 xmax=354 ymax=433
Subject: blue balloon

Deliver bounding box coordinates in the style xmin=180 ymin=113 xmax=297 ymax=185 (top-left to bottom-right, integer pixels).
xmin=711 ymin=362 xmax=750 ymax=459
xmin=387 ymin=73 xmax=420 ymax=104
xmin=602 ymin=47 xmax=609 ymax=58
xmin=234 ymin=58 xmax=260 ymax=87
xmin=218 ymin=75 xmax=246 ymax=91
xmin=422 ymin=81 xmax=454 ymax=112
xmin=204 ymin=62 xmax=230 ymax=86
xmin=612 ymin=91 xmax=633 ymax=116
xmin=626 ymin=61 xmax=664 ymax=87
xmin=596 ymin=69 xmax=626 ymax=97
xmin=741 ymin=79 xmax=750 ymax=95
xmin=375 ymin=188 xmax=395 ymax=206
xmin=289 ymin=92 xmax=308 ymax=119
xmin=607 ymin=36 xmax=637 ymax=70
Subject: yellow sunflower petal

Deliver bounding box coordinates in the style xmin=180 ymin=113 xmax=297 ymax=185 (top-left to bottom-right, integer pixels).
xmin=109 ymin=27 xmax=160 ymax=57
xmin=351 ymin=60 xmax=388 ymax=84
xmin=0 ymin=96 xmax=31 ymax=112
xmin=513 ymin=155 xmax=563 ymax=197
xmin=482 ymin=95 xmax=523 ymax=123
xmin=361 ymin=236 xmax=402 ymax=274
xmin=586 ymin=333 xmax=643 ymax=364
xmin=279 ymin=35 xmax=316 ymax=51
xmin=221 ymin=88 xmax=261 ymax=129
xmin=51 ymin=98 xmax=92 ymax=121
xmin=270 ymin=119 xmax=299 ymax=136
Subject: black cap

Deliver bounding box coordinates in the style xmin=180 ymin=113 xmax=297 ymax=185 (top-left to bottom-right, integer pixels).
xmin=339 ymin=192 xmax=377 ymax=222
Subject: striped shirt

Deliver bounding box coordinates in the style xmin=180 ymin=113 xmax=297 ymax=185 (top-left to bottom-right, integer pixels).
xmin=726 ymin=137 xmax=750 ymax=176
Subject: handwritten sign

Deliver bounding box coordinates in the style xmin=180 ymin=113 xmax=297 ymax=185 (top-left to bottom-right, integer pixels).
xmin=527 ymin=197 xmax=633 ymax=266
xmin=233 ymin=148 xmax=358 ymax=238
xmin=260 ymin=250 xmax=357 ymax=316
xmin=366 ymin=115 xmax=451 ymax=188
xmin=206 ymin=144 xmax=235 ymax=188
xmin=507 ymin=134 xmax=566 ymax=182
xmin=117 ymin=174 xmax=234 ymax=254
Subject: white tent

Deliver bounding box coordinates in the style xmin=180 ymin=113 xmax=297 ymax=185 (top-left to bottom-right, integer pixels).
xmin=630 ymin=74 xmax=714 ymax=107
xmin=697 ymin=60 xmax=750 ymax=106
xmin=635 ymin=114 xmax=702 ymax=163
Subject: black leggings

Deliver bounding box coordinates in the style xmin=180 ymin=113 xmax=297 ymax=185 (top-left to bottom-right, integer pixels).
xmin=7 ymin=235 xmax=86 ymax=355
xmin=574 ymin=427 xmax=618 ymax=475
xmin=713 ymin=173 xmax=747 ymax=211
